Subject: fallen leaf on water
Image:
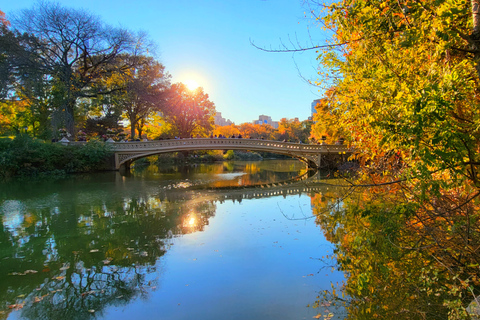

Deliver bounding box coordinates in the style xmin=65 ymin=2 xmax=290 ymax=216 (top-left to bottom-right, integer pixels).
xmin=313 ymin=314 xmax=322 ymax=319
xmin=55 ymin=276 xmax=65 ymax=280
xmin=8 ymin=304 xmax=24 ymax=310
xmin=10 ymin=270 xmax=38 ymax=276
xmin=81 ymin=290 xmax=96 ymax=296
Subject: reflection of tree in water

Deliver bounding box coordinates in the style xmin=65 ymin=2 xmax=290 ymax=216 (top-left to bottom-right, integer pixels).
xmin=0 ymin=191 xmax=216 ymax=319
xmin=310 ymin=184 xmax=480 ymax=320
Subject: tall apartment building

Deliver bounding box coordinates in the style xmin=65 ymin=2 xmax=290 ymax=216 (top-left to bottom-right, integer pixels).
xmin=214 ymin=112 xmax=233 ymax=126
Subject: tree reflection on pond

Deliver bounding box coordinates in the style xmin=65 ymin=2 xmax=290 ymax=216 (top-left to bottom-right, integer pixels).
xmin=311 ymin=182 xmax=480 ymax=319
xmin=1 ymin=189 xmax=216 ymax=319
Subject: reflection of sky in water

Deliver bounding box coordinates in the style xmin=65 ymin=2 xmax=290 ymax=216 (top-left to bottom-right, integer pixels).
xmin=214 ymin=172 xmax=247 ymax=180
xmin=1 ymin=200 xmax=26 ymax=234
xmin=101 ymin=195 xmax=345 ymax=320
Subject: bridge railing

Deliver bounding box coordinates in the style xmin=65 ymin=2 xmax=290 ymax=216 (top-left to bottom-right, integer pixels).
xmin=108 ymin=138 xmax=351 ymax=154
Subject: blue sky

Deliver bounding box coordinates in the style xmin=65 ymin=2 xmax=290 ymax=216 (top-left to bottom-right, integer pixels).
xmin=2 ymin=0 xmax=326 ymax=124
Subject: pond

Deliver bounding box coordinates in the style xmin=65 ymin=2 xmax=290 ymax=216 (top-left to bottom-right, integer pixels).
xmin=0 ymin=160 xmax=346 ymax=320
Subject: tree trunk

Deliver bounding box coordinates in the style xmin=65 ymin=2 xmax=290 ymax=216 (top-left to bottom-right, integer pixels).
xmin=472 ymin=0 xmax=480 ymax=78
xmin=137 ymin=118 xmax=145 ymax=139
xmin=130 ymin=116 xmax=136 ymax=140
xmin=473 ymin=0 xmax=480 ymax=34
xmin=65 ymin=99 xmax=76 ymax=138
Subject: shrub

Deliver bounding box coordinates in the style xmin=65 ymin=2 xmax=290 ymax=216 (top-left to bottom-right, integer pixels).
xmin=0 ymin=136 xmax=113 ymax=179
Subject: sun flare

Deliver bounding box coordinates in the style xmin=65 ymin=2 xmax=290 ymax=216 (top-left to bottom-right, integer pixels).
xmin=184 ymin=79 xmax=199 ymax=91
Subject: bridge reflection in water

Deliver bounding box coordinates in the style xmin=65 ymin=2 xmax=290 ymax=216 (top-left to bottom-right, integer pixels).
xmin=152 ymin=171 xmax=348 ymax=204
xmin=102 ymin=138 xmax=353 ymax=170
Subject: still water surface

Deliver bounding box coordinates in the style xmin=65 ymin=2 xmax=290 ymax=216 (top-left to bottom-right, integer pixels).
xmin=0 ymin=160 xmax=344 ymax=319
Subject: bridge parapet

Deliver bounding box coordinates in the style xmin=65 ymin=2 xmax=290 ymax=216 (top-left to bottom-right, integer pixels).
xmin=107 ymin=138 xmax=352 ymax=170
xmin=111 ymin=138 xmax=349 ymax=153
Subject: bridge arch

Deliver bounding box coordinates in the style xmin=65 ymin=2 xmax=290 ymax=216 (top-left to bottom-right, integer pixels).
xmin=109 ymin=138 xmax=351 ymax=170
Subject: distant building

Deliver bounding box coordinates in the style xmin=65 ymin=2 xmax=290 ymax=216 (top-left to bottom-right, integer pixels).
xmin=253 ymin=115 xmax=279 ymax=129
xmin=214 ymin=112 xmax=233 ymax=126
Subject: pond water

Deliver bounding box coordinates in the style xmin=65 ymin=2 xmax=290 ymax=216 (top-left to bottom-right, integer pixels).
xmin=0 ymin=160 xmax=346 ymax=320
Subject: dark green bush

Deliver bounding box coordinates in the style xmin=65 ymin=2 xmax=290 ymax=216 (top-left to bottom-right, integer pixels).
xmin=0 ymin=136 xmax=113 ymax=179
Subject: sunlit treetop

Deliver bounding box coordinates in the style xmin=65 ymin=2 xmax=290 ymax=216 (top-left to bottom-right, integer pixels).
xmin=0 ymin=10 xmax=10 ymax=26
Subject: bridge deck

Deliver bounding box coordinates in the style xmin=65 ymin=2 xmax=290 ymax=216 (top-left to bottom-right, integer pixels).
xmin=106 ymin=138 xmax=352 ymax=170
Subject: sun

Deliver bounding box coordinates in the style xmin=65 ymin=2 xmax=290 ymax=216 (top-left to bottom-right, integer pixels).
xmin=184 ymin=79 xmax=200 ymax=91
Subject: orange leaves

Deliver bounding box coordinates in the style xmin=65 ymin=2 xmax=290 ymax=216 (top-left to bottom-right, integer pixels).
xmin=8 ymin=303 xmax=24 ymax=310
xmin=0 ymin=10 xmax=10 ymax=27
xmin=213 ymin=124 xmax=240 ymax=138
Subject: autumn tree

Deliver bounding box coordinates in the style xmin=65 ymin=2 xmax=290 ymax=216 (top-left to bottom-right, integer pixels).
xmin=144 ymin=112 xmax=173 ymax=139
xmin=0 ymin=10 xmax=7 ymax=26
xmin=213 ymin=124 xmax=240 ymax=137
xmin=275 ymin=117 xmax=312 ymax=142
xmin=308 ymin=0 xmax=480 ymax=184
xmin=103 ymin=55 xmax=169 ymax=140
xmin=162 ymin=83 xmax=215 ymax=138
xmin=237 ymin=122 xmax=257 ymax=139
xmin=310 ymin=93 xmax=344 ymax=144
xmin=238 ymin=123 xmax=275 ymax=140
xmin=10 ymin=1 xmax=150 ymax=136
xmin=0 ymin=11 xmax=54 ymax=137
xmin=0 ymin=100 xmax=30 ymax=134
xmin=298 ymin=0 xmax=480 ymax=315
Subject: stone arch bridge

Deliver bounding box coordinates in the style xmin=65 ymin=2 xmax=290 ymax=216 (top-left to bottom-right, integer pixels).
xmin=99 ymin=138 xmax=352 ymax=170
